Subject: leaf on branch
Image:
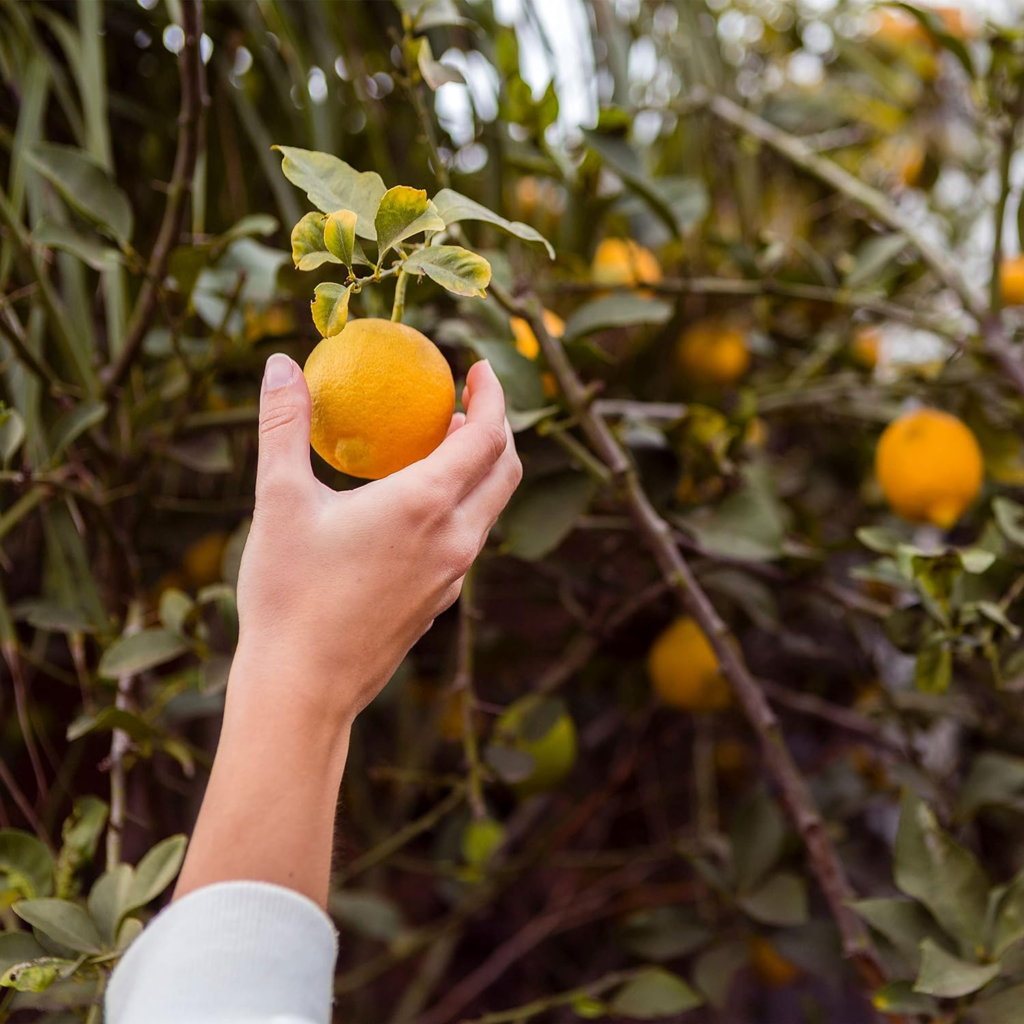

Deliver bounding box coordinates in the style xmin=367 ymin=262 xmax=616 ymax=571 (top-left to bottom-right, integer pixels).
xmin=850 ymin=897 xmax=948 ymax=971
xmin=432 ymin=189 xmax=555 ymax=258
xmin=562 ymin=294 xmax=674 ymax=341
xmin=500 ymin=471 xmax=594 ymax=561
xmin=0 ymin=830 xmax=55 ymax=900
xmin=738 ymin=872 xmax=808 ymax=927
xmin=311 ymin=283 xmax=351 ymax=338
xmin=48 ymin=400 xmax=107 ymax=459
xmin=26 ymin=142 xmax=133 ymax=245
xmin=610 ymin=967 xmax=704 ymax=1019
xmin=872 ymin=981 xmax=938 ymax=1016
xmin=13 ymin=897 xmax=104 ymax=954
xmin=729 ymin=786 xmax=786 ymax=891
xmin=913 ymin=938 xmax=999 ymax=998
xmin=374 ymin=186 xmax=445 ymax=265
xmin=914 ymin=636 xmax=952 ymax=694
xmin=273 ymin=147 xmax=386 ymax=239
xmin=324 ymin=209 xmax=360 ymax=267
xmin=123 ymin=835 xmax=187 ymax=917
xmin=32 ymin=217 xmax=123 ymax=270
xmin=957 ymin=752 xmax=1024 ymax=823
xmin=88 ymin=864 xmax=133 ymax=948
xmin=97 ymin=628 xmax=190 ymax=679
xmin=290 ymin=212 xmax=341 ymax=271
xmin=416 ymin=37 xmax=465 ymax=90
xmin=397 ymin=0 xmax=474 ymax=31
xmin=66 ymin=707 xmax=160 ymax=744
xmin=618 ymin=908 xmax=711 ymax=963
xmin=993 ymin=497 xmax=1024 ymax=547
xmin=462 ymin=339 xmax=544 ymax=412
xmin=402 ymin=245 xmax=491 ymax=298
xmin=166 ymin=433 xmax=233 ymax=474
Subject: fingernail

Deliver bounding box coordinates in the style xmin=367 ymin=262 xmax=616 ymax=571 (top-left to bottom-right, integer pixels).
xmin=264 ymin=353 xmax=294 ymax=391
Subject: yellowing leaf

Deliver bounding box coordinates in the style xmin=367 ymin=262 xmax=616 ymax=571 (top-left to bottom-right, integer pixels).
xmin=403 ymin=245 xmax=491 ymax=298
xmin=311 ymin=283 xmax=351 ymax=337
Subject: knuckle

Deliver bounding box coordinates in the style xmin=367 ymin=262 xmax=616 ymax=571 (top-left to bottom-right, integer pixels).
xmin=474 ymin=422 xmax=508 ymax=464
xmin=447 ymin=530 xmax=479 ymax=577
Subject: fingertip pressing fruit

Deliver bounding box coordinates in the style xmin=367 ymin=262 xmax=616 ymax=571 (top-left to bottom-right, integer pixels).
xmin=303 ymin=318 xmax=455 ymax=480
xmin=647 ymin=617 xmax=731 ymax=713
xmin=591 ymin=238 xmax=663 ymax=295
xmin=677 ymin=320 xmax=751 ymax=387
xmin=495 ymin=696 xmax=578 ymax=797
xmin=875 ymin=408 xmax=983 ymax=528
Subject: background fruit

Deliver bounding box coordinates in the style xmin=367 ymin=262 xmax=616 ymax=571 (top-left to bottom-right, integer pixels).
xmin=851 ymin=326 xmax=881 ymax=369
xmin=676 ymin=320 xmax=751 ymax=387
xmin=494 ymin=697 xmax=578 ymax=796
xmin=647 ymin=617 xmax=731 ymax=712
xmin=1000 ymin=256 xmax=1024 ymax=305
xmin=749 ymin=936 xmax=801 ymax=988
xmin=303 ymin=318 xmax=455 ymax=480
xmin=511 ymin=310 xmax=564 ymax=361
xmin=591 ymin=238 xmax=662 ymax=294
xmin=875 ymin=409 xmax=984 ymax=527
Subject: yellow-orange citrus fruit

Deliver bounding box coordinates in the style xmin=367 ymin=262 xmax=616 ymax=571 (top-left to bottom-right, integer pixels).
xmin=851 ymin=326 xmax=881 ymax=369
xmin=1000 ymin=257 xmax=1024 ymax=306
xmin=876 ymin=137 xmax=925 ymax=187
xmin=749 ymin=936 xmax=801 ymax=988
xmin=182 ymin=531 xmax=230 ymax=588
xmin=511 ymin=309 xmax=565 ymax=360
xmin=870 ymin=6 xmax=971 ymax=47
xmin=677 ymin=320 xmax=750 ymax=386
xmin=591 ymin=238 xmax=662 ymax=294
xmin=495 ymin=697 xmax=578 ymax=797
xmin=304 ymin=318 xmax=455 ymax=480
xmin=647 ymin=617 xmax=731 ymax=712
xmin=875 ymin=409 xmax=983 ymax=528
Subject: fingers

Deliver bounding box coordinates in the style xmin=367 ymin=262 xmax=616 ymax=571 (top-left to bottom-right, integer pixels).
xmin=255 ymin=354 xmax=317 ymax=509
xmin=445 ymin=411 xmax=466 ymax=438
xmin=459 ymin=417 xmax=522 ymax=532
xmin=411 ymin=360 xmax=510 ymax=500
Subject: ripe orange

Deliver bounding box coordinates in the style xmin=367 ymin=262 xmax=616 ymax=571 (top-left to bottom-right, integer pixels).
xmin=303 ymin=318 xmax=455 ymax=480
xmin=875 ymin=409 xmax=983 ymax=528
xmin=1000 ymin=257 xmax=1024 ymax=306
xmin=749 ymin=936 xmax=800 ymax=988
xmin=851 ymin=326 xmax=881 ymax=369
xmin=591 ymin=238 xmax=662 ymax=295
xmin=677 ymin=320 xmax=750 ymax=386
xmin=647 ymin=617 xmax=731 ymax=712
xmin=511 ymin=310 xmax=563 ymax=397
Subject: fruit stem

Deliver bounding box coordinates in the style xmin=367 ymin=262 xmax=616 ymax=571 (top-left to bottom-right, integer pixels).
xmin=391 ymin=269 xmax=409 ymax=323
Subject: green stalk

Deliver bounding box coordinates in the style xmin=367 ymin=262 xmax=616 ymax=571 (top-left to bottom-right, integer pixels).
xmin=391 ymin=270 xmax=409 ymax=322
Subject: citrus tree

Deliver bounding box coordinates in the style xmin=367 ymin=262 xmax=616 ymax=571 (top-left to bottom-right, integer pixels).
xmin=2 ymin=1 xmax=1024 ymax=1022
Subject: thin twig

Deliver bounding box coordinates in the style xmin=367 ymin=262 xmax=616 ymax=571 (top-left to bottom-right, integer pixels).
xmin=451 ymin=567 xmax=485 ymax=820
xmin=106 ymin=606 xmax=142 ymax=868
xmin=488 ymin=281 xmax=885 ymax=995
xmin=0 ymin=753 xmax=51 ymax=849
xmin=103 ymin=0 xmax=207 ymax=392
xmin=4 ymin=646 xmax=47 ymax=803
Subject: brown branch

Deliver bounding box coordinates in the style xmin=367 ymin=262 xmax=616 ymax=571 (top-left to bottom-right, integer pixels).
xmin=0 ymin=753 xmax=51 ymax=850
xmin=102 ymin=0 xmax=206 ymax=393
xmin=3 ymin=645 xmax=47 ymax=803
xmin=488 ymin=281 xmax=885 ymax=996
xmin=694 ymin=89 xmax=1024 ymax=396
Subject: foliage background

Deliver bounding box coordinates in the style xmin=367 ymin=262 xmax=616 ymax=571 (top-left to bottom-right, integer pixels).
xmin=3 ymin=0 xmax=1024 ymax=1021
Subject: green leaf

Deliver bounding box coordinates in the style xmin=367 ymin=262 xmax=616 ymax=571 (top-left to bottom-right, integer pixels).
xmin=856 ymin=526 xmax=903 ymax=555
xmin=66 ymin=707 xmax=159 ymax=744
xmin=968 ymin=983 xmax=1024 ymax=1023
xmin=14 ymin=898 xmax=103 ymax=954
xmin=432 ymin=189 xmax=554 ymax=259
xmin=0 ymin=831 xmax=55 ymax=900
xmin=87 ymin=864 xmax=133 ymax=948
xmin=32 ymin=217 xmax=123 ymax=270
xmin=55 ymin=797 xmax=108 ymax=899
xmin=872 ymin=981 xmax=938 ymax=1016
xmin=416 ymin=37 xmax=465 ymax=90
xmin=374 ymin=186 xmax=445 ymax=265
xmin=619 ymin=908 xmax=711 ymax=963
xmin=311 ymin=283 xmax=351 ymax=338
xmin=692 ymin=941 xmax=747 ymax=1009
xmin=98 ymin=628 xmax=190 ymax=678
xmin=12 ymin=599 xmax=96 ymax=635
xmin=500 ymin=471 xmax=594 ymax=561
xmin=273 ymin=147 xmax=386 ymax=239
xmin=562 ymin=295 xmax=674 ymax=341
xmin=329 ymin=889 xmax=406 ymax=942
xmin=894 ymin=790 xmax=990 ymax=957
xmin=957 ymin=752 xmax=1024 ymax=823
xmin=403 ymin=245 xmax=491 ymax=298
xmin=123 ymin=835 xmax=187 ymax=917
xmin=0 ymin=932 xmax=48 ymax=979
xmin=993 ymin=497 xmax=1024 ymax=547
xmin=958 ymin=548 xmax=997 ymax=574
xmin=913 ymin=938 xmax=999 ymax=998
xmin=159 ymin=588 xmax=194 ymax=636
xmin=464 ymin=340 xmax=544 ymax=411
xmin=738 ymin=872 xmax=808 ymax=927
xmin=914 ymin=638 xmax=952 ymax=694
xmin=610 ymin=967 xmax=703 ymax=1019
xmin=324 ymin=209 xmax=359 ymax=267
xmin=0 ymin=409 xmax=25 ymax=464
xmin=48 ymin=400 xmax=106 ymax=459
xmin=850 ymin=898 xmax=949 ymax=969
xmin=730 ymin=787 xmax=785 ymax=890
xmin=398 ymin=0 xmax=473 ymax=31
xmin=166 ymin=433 xmax=233 ymax=474
xmin=290 ymin=212 xmax=340 ymax=271
xmin=26 ymin=142 xmax=132 ymax=244
xmin=844 ymin=232 xmax=908 ymax=290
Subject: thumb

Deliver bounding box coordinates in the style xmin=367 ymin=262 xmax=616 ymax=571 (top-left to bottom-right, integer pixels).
xmin=256 ymin=353 xmax=315 ymax=505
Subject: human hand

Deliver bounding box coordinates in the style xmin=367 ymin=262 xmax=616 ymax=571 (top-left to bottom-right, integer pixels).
xmin=226 ymin=352 xmax=522 ymax=740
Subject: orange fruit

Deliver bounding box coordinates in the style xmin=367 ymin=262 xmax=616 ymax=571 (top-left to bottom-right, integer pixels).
xmin=875 ymin=409 xmax=983 ymax=528
xmin=1000 ymin=257 xmax=1024 ymax=306
xmin=182 ymin=532 xmax=230 ymax=588
xmin=876 ymin=137 xmax=925 ymax=187
xmin=591 ymin=238 xmax=662 ymax=296
xmin=677 ymin=320 xmax=750 ymax=386
xmin=851 ymin=326 xmax=881 ymax=369
xmin=303 ymin=318 xmax=455 ymax=480
xmin=511 ymin=309 xmax=563 ymax=397
xmin=647 ymin=617 xmax=731 ymax=712
xmin=750 ymin=936 xmax=800 ymax=988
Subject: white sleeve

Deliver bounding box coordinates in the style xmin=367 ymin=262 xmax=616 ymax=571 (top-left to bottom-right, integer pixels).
xmin=105 ymin=880 xmax=338 ymax=1024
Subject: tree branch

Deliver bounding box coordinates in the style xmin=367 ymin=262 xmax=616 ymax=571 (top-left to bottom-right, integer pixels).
xmin=488 ymin=281 xmax=885 ymax=995
xmin=102 ymin=0 xmax=206 ymax=393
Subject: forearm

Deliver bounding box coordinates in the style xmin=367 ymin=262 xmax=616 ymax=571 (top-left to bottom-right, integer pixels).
xmin=174 ymin=651 xmax=353 ymax=908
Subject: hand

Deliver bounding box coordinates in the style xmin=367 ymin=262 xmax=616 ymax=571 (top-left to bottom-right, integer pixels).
xmin=227 ymin=351 xmax=522 ymax=739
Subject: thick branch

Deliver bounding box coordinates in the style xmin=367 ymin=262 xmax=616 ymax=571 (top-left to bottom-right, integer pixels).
xmin=489 ymin=281 xmax=885 ymax=994
xmin=102 ymin=1 xmax=206 ymax=393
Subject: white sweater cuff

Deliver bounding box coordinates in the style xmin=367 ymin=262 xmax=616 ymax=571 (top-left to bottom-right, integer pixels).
xmin=105 ymin=880 xmax=338 ymax=1024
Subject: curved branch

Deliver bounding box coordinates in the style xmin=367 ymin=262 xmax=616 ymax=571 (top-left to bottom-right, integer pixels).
xmin=102 ymin=0 xmax=206 ymax=393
